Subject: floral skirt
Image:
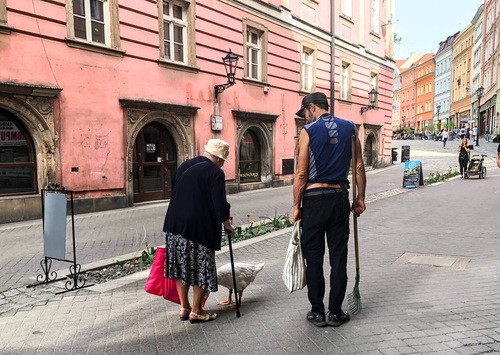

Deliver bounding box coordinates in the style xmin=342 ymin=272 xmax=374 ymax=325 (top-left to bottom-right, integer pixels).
xmin=164 ymin=232 xmax=218 ymax=292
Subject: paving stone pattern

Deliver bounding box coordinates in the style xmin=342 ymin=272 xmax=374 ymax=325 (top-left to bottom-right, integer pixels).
xmin=1 ymin=139 xmax=500 ymax=354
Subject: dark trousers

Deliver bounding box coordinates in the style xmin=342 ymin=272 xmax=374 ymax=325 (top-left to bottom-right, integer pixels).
xmin=301 ymin=190 xmax=350 ymax=315
xmin=459 ymin=158 xmax=468 ymax=175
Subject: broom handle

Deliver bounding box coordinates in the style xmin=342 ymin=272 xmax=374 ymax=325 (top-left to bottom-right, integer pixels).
xmin=351 ymin=136 xmax=360 ymax=270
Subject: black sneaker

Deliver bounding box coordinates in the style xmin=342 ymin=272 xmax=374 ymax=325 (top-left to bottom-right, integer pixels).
xmin=306 ymin=311 xmax=327 ymax=327
xmin=327 ymin=310 xmax=350 ymax=327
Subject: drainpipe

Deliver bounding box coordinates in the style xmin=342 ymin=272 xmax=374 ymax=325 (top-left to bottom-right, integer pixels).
xmin=330 ymin=0 xmax=335 ymax=116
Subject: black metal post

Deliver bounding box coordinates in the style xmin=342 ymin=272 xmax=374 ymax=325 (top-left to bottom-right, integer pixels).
xmin=476 ymin=96 xmax=481 ymax=146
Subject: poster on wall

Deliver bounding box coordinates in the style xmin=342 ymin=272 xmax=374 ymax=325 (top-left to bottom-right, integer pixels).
xmin=402 ymin=161 xmax=424 ymax=189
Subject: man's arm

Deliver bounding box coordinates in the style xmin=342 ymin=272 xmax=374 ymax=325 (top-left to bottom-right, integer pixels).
xmin=353 ymin=126 xmax=366 ymax=217
xmin=293 ymin=129 xmax=309 ymax=222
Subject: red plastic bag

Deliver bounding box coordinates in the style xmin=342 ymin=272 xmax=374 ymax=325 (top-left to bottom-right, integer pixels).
xmin=144 ymin=247 xmax=181 ymax=304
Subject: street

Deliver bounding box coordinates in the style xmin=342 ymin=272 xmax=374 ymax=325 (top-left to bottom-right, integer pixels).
xmin=1 ymin=138 xmax=500 ymax=354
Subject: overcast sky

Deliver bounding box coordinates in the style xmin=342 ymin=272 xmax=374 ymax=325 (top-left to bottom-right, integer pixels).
xmin=393 ymin=0 xmax=484 ymax=59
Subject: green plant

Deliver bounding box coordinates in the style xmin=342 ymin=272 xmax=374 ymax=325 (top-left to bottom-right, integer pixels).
xmin=137 ymin=244 xmax=156 ymax=271
xmin=264 ymin=209 xmax=293 ymax=229
xmin=221 ymin=212 xmax=293 ymax=246
xmin=424 ymin=168 xmax=460 ymax=185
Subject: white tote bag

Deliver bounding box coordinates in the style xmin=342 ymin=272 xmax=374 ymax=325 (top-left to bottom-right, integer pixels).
xmin=282 ymin=220 xmax=307 ymax=293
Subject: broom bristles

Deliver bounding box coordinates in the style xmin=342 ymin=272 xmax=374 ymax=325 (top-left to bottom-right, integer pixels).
xmin=347 ymin=283 xmax=361 ymax=314
xmin=347 ymin=263 xmax=362 ymax=315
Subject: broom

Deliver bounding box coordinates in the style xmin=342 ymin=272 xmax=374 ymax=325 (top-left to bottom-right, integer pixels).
xmin=347 ymin=135 xmax=362 ymax=315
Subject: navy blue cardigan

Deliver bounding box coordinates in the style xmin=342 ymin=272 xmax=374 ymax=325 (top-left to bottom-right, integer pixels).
xmin=163 ymin=156 xmax=231 ymax=250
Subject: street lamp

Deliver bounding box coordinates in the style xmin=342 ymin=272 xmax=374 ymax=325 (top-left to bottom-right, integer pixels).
xmin=401 ymin=115 xmax=406 ymax=129
xmin=214 ymin=49 xmax=239 ymax=102
xmin=475 ymin=86 xmax=484 ymax=146
xmin=436 ymin=104 xmax=441 ymax=131
xmin=360 ymin=89 xmax=378 ymax=114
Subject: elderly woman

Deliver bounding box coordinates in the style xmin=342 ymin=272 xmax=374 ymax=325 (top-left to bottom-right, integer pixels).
xmin=163 ymin=139 xmax=234 ymax=323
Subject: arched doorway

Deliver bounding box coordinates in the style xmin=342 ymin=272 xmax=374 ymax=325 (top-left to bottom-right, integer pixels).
xmin=363 ymin=133 xmax=377 ymax=168
xmin=239 ymin=129 xmax=261 ymax=183
xmin=133 ymin=122 xmax=177 ymax=203
xmin=0 ymin=109 xmax=37 ymax=196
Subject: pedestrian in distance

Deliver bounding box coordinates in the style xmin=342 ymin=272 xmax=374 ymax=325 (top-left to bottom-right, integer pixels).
xmin=442 ymin=128 xmax=449 ymax=148
xmin=496 ymin=142 xmax=500 ymax=169
xmin=293 ymin=92 xmax=367 ymax=328
xmin=458 ymin=137 xmax=470 ymax=178
xmin=163 ymin=138 xmax=234 ymax=323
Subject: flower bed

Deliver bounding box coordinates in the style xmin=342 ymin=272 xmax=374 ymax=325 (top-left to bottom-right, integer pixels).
xmin=80 ymin=213 xmax=292 ymax=284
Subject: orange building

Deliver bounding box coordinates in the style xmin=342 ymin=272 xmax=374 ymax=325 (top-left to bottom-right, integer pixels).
xmin=413 ymin=54 xmax=435 ymax=132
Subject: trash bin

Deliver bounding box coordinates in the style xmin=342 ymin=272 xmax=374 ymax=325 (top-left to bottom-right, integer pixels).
xmin=391 ymin=148 xmax=397 ymax=163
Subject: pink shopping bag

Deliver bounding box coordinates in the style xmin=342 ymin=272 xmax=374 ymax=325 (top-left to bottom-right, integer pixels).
xmin=144 ymin=247 xmax=181 ymax=304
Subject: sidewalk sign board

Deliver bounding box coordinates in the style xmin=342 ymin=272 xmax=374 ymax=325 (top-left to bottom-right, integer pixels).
xmin=43 ymin=191 xmax=67 ymax=260
xmin=402 ymin=161 xmax=424 ymax=189
xmin=401 ymin=145 xmax=410 ymax=162
xmin=27 ymin=183 xmax=94 ymax=294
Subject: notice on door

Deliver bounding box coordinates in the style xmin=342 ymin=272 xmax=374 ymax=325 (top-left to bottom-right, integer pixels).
xmin=402 ymin=161 xmax=424 ymax=189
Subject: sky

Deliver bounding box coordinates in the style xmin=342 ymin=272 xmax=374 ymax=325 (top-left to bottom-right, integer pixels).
xmin=394 ymin=0 xmax=484 ymax=60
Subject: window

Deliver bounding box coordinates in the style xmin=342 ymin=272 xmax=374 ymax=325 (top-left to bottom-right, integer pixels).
xmin=239 ymin=130 xmax=261 ymax=183
xmin=300 ymin=46 xmax=315 ymax=92
xmin=243 ymin=20 xmax=268 ymax=82
xmin=341 ymin=0 xmax=352 ymax=18
xmin=371 ymin=0 xmax=380 ymax=34
xmin=73 ymin=0 xmax=106 ymax=44
xmin=162 ymin=0 xmax=186 ymax=63
xmin=247 ymin=29 xmax=260 ymax=80
xmin=340 ymin=61 xmax=351 ymax=100
xmin=158 ymin=0 xmax=195 ymax=66
xmin=66 ymin=0 xmax=120 ymax=50
xmin=0 ymin=111 xmax=37 ymax=196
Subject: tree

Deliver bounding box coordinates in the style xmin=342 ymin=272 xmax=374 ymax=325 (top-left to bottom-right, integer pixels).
xmin=394 ymin=33 xmax=402 ymax=45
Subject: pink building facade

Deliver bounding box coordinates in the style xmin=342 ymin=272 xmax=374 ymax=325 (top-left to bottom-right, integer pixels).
xmin=0 ymin=0 xmax=394 ymax=223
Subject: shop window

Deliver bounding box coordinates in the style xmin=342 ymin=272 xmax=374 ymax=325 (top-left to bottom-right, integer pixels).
xmin=0 ymin=111 xmax=37 ymax=195
xmin=239 ymin=130 xmax=261 ymax=183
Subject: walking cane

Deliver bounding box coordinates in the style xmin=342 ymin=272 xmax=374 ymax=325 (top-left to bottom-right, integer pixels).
xmin=225 ymin=229 xmax=241 ymax=317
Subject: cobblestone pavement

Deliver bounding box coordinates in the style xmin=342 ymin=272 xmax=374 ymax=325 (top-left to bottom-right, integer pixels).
xmin=1 ymin=139 xmax=500 ymax=354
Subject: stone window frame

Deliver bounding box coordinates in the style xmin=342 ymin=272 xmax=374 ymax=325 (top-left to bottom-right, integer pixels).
xmin=65 ymin=0 xmax=123 ymax=57
xmin=0 ymin=0 xmax=11 ymax=35
xmin=242 ymin=19 xmax=268 ymax=84
xmin=157 ymin=0 xmax=196 ymax=69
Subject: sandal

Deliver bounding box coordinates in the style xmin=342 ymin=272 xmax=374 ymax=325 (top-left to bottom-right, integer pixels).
xmin=179 ymin=307 xmax=191 ymax=321
xmin=189 ymin=311 xmax=218 ymax=323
